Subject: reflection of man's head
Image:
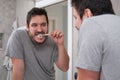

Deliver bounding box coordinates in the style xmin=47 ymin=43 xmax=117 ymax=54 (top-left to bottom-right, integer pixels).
xmin=26 ymin=8 xmax=49 ymax=43
xmin=27 ymin=8 xmax=49 ymax=26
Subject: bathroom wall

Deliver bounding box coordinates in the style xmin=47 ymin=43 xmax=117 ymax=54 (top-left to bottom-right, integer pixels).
xmin=0 ymin=0 xmax=16 ymax=55
xmin=0 ymin=0 xmax=34 ymax=61
xmin=16 ymin=0 xmax=34 ymax=27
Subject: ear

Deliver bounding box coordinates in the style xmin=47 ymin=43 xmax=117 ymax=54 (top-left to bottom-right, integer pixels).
xmin=26 ymin=24 xmax=29 ymax=31
xmin=84 ymin=8 xmax=93 ymax=18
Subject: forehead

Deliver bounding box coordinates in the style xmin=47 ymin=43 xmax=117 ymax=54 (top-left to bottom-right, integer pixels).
xmin=73 ymin=8 xmax=79 ymax=17
xmin=30 ymin=15 xmax=47 ymax=23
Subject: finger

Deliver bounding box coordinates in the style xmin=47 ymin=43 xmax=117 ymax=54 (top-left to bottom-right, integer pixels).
xmin=51 ymin=30 xmax=58 ymax=37
xmin=59 ymin=32 xmax=63 ymax=37
xmin=56 ymin=31 xmax=61 ymax=38
xmin=52 ymin=30 xmax=58 ymax=37
xmin=50 ymin=30 xmax=63 ymax=38
xmin=50 ymin=31 xmax=55 ymax=37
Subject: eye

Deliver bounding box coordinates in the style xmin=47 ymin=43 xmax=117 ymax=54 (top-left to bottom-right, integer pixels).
xmin=73 ymin=15 xmax=77 ymax=20
xmin=31 ymin=23 xmax=37 ymax=27
xmin=41 ymin=22 xmax=47 ymax=27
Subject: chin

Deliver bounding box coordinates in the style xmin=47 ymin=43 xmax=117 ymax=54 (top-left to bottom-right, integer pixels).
xmin=36 ymin=40 xmax=44 ymax=43
xmin=35 ymin=38 xmax=46 ymax=43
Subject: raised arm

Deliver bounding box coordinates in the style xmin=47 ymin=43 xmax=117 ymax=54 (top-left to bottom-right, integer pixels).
xmin=55 ymin=43 xmax=69 ymax=71
xmin=50 ymin=30 xmax=69 ymax=72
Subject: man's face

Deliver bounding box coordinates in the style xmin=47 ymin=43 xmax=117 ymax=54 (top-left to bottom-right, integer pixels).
xmin=73 ymin=8 xmax=82 ymax=30
xmin=26 ymin=15 xmax=48 ymax=43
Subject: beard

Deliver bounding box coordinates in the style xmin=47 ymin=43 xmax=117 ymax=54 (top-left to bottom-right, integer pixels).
xmin=27 ymin=30 xmax=48 ymax=44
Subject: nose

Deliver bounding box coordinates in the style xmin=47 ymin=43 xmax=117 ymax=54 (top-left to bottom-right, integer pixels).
xmin=75 ymin=26 xmax=79 ymax=30
xmin=37 ymin=25 xmax=42 ymax=32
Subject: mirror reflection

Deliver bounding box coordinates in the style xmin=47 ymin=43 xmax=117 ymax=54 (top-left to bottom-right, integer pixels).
xmin=0 ymin=0 xmax=68 ymax=80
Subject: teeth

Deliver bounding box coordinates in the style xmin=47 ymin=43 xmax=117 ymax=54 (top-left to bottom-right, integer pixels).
xmin=37 ymin=34 xmax=43 ymax=38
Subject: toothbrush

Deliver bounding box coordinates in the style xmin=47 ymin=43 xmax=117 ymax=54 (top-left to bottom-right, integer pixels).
xmin=42 ymin=34 xmax=49 ymax=37
xmin=37 ymin=33 xmax=49 ymax=38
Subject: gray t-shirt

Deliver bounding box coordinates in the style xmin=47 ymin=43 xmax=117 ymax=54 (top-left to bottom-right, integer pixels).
xmin=76 ymin=14 xmax=120 ymax=80
xmin=5 ymin=27 xmax=58 ymax=80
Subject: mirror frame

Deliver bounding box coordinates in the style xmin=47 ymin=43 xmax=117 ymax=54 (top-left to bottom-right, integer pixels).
xmin=35 ymin=0 xmax=66 ymax=7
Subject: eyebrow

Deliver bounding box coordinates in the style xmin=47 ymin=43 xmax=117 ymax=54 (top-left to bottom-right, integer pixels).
xmin=31 ymin=22 xmax=47 ymax=24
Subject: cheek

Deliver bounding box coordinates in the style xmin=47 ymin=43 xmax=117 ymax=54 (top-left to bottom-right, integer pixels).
xmin=43 ymin=27 xmax=48 ymax=33
xmin=75 ymin=19 xmax=82 ymax=29
xmin=29 ymin=28 xmax=36 ymax=36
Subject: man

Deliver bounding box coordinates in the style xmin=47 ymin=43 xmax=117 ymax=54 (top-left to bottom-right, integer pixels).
xmin=71 ymin=0 xmax=120 ymax=80
xmin=5 ymin=7 xmax=69 ymax=80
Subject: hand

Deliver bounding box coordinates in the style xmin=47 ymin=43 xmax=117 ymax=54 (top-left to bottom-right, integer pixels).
xmin=50 ymin=30 xmax=64 ymax=45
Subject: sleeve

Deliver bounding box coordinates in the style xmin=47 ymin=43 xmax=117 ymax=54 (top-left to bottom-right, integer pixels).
xmin=5 ymin=30 xmax=24 ymax=59
xmin=76 ymin=19 xmax=105 ymax=71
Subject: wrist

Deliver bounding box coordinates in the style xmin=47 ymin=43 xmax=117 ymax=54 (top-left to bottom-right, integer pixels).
xmin=57 ymin=44 xmax=64 ymax=48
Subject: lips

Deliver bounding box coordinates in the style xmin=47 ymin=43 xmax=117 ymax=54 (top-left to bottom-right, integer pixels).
xmin=35 ymin=32 xmax=44 ymax=35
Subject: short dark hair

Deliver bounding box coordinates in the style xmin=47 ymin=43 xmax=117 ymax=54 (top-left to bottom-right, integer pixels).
xmin=71 ymin=0 xmax=115 ymax=18
xmin=26 ymin=7 xmax=49 ymax=26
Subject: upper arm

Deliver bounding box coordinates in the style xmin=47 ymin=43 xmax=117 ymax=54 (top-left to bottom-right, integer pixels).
xmin=77 ymin=68 xmax=100 ymax=80
xmin=76 ymin=20 xmax=103 ymax=80
xmin=5 ymin=30 xmax=24 ymax=59
xmin=76 ymin=20 xmax=104 ymax=71
xmin=12 ymin=58 xmax=24 ymax=80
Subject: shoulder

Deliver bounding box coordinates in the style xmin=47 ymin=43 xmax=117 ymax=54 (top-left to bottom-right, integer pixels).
xmin=80 ymin=17 xmax=102 ymax=36
xmin=80 ymin=15 xmax=114 ymax=34
xmin=84 ymin=14 xmax=120 ymax=26
xmin=81 ymin=14 xmax=120 ymax=34
xmin=79 ymin=16 xmax=107 ymax=44
xmin=14 ymin=27 xmax=26 ymax=34
xmin=8 ymin=27 xmax=27 ymax=43
xmin=11 ymin=27 xmax=27 ymax=37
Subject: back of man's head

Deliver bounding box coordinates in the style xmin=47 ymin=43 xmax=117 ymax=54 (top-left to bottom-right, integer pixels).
xmin=71 ymin=0 xmax=115 ymax=18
